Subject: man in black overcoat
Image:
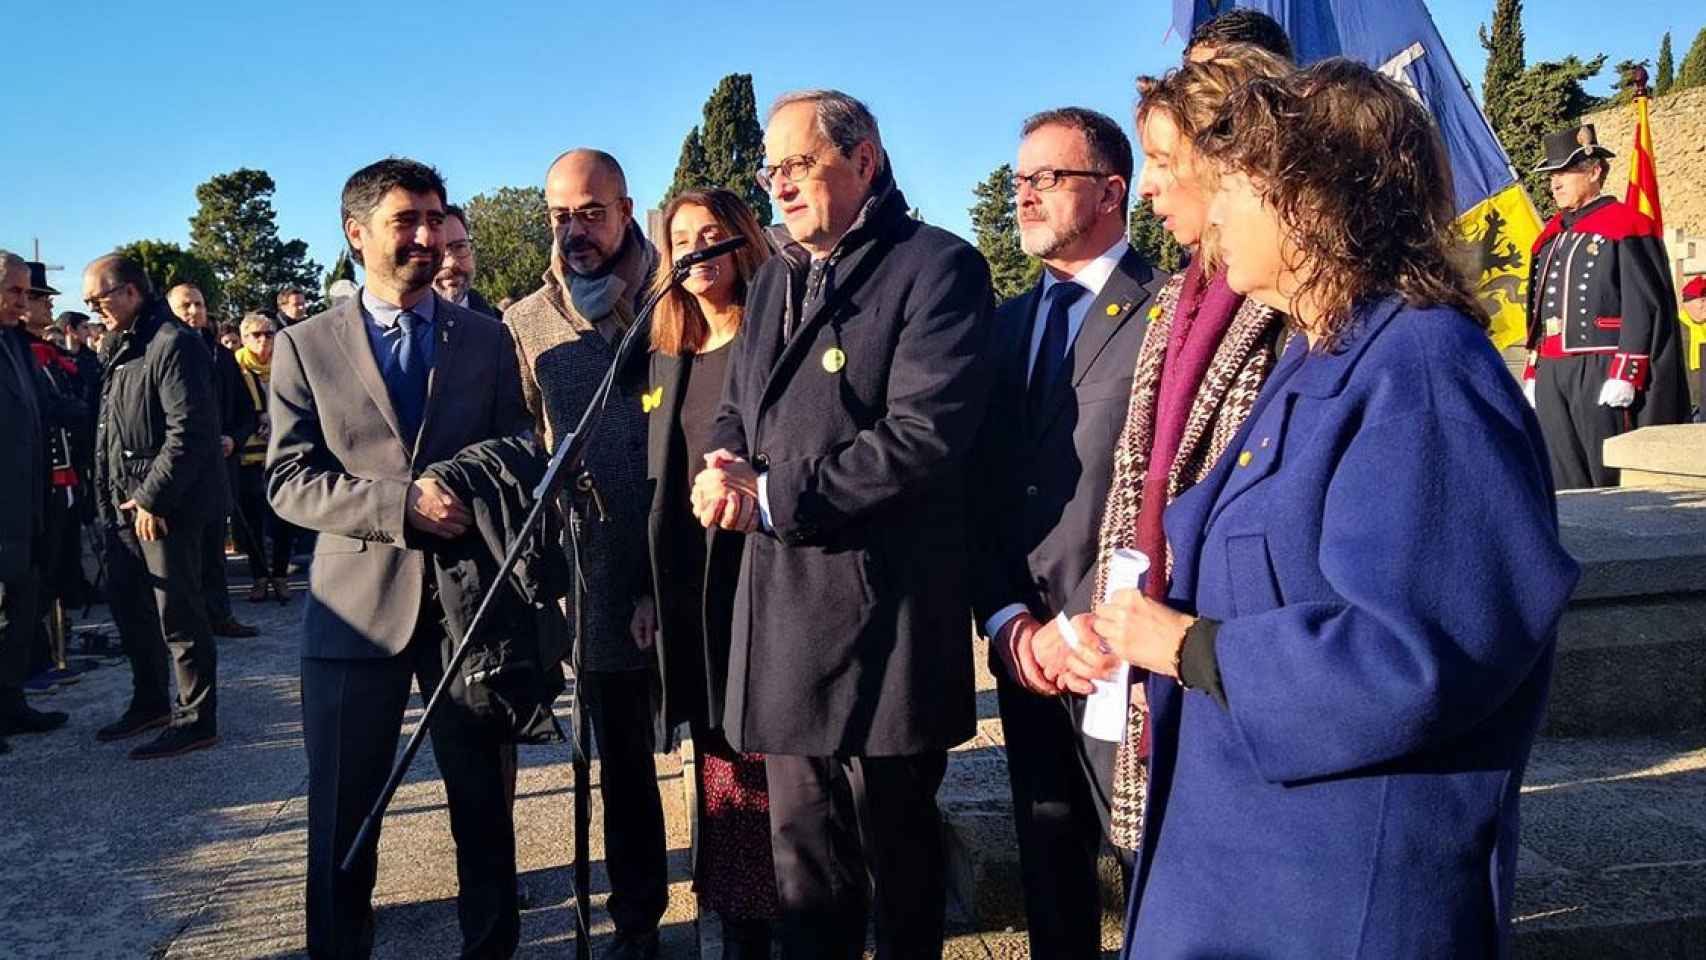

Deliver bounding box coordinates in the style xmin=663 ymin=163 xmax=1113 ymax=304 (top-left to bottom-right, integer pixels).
xmin=693 ymin=89 xmax=995 ymax=960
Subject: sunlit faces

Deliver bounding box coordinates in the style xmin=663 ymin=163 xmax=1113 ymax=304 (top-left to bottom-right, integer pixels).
xmin=81 ymin=263 xmax=144 ymax=331
xmin=241 ymin=321 xmax=277 ymax=364
xmin=24 ymin=290 xmax=53 ymax=333
xmin=347 ymin=187 xmax=445 ymax=294
xmin=761 ymin=101 xmax=878 ymax=257
xmin=668 ymin=202 xmax=738 ymax=303
xmin=1549 ymin=161 xmax=1603 ymax=214
xmin=1015 ymin=123 xmax=1121 ymax=261
xmin=0 ymin=263 xmax=28 ymax=328
xmin=1136 ymin=110 xmax=1210 ymax=249
xmin=546 ymin=153 xmax=633 ymax=277
xmin=277 ymin=289 xmax=307 ymax=321
xmin=1205 ymin=169 xmax=1290 ymax=313
xmin=168 ymin=284 xmax=210 ymax=329
xmin=435 ymin=214 xmax=475 ymax=303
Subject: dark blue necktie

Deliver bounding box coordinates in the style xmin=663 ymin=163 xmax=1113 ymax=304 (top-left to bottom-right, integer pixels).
xmin=1029 ymin=281 xmax=1086 ymax=418
xmin=391 ymin=310 xmax=429 ymax=440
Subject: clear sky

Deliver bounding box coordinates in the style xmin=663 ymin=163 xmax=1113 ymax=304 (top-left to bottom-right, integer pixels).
xmin=5 ymin=1 xmax=1697 ymax=315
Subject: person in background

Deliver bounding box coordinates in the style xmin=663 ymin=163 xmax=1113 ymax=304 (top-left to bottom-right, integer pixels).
xmin=56 ymin=311 xmax=103 ymax=610
xmin=1184 ymin=7 xmax=1293 ymax=62
xmin=436 ymin=204 xmax=500 ymax=317
xmin=639 ymin=187 xmax=778 ymax=958
xmin=1679 ymin=275 xmax=1706 ymax=418
xmin=217 ymin=322 xmax=242 ymax=353
xmin=1074 ymin=60 xmax=1579 ymax=958
xmin=275 ymin=285 xmax=309 ymax=327
xmin=231 ymin=312 xmax=297 ymax=602
xmin=167 ymin=283 xmax=260 ymax=639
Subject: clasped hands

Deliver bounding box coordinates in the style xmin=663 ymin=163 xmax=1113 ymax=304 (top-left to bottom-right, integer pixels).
xmin=690 ymin=448 xmax=760 ymax=533
xmin=999 ymin=589 xmax=1197 ymax=696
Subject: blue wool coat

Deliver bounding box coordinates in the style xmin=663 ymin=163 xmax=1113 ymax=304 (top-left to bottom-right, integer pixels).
xmin=1124 ymin=296 xmax=1580 ymax=959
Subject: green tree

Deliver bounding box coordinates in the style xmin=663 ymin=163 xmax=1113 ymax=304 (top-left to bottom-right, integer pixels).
xmin=1656 ymin=32 xmax=1675 ymax=95
xmin=464 ymin=186 xmax=552 ymax=302
xmin=114 ymin=239 xmax=223 ymax=310
xmin=1678 ymin=27 xmax=1706 ymax=90
xmin=1498 ymin=55 xmax=1606 ymax=218
xmin=1609 ymin=58 xmax=1651 ymax=106
xmin=666 ymin=126 xmax=714 ymax=203
xmin=323 ymin=248 xmax=357 ymax=295
xmin=1478 ymin=0 xmax=1525 ymax=130
xmin=969 ymin=164 xmax=1040 ymax=302
xmin=188 ymin=168 xmax=321 ymax=319
xmin=1129 ymin=202 xmax=1187 ymax=274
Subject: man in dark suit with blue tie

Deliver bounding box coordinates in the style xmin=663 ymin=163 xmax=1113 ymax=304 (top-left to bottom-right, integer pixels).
xmin=969 ymin=108 xmax=1165 ymax=959
xmin=266 ymin=159 xmax=531 ymax=959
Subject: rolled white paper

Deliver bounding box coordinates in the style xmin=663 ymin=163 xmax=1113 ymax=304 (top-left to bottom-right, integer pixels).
xmin=1081 ymin=548 xmax=1149 ymax=742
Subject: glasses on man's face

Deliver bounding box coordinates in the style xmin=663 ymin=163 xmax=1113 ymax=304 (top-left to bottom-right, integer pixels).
xmin=756 ymin=154 xmax=819 ymax=193
xmin=552 ymin=205 xmax=611 ymax=228
xmin=84 ymin=282 xmax=131 ymax=312
xmin=1012 ymin=168 xmax=1111 ymax=192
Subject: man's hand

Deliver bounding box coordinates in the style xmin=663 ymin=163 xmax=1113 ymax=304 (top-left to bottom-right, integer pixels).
xmin=220 ymin=435 xmax=235 ymax=458
xmin=630 ymin=595 xmax=658 ymax=652
xmin=692 ymin=449 xmax=761 ymax=532
xmin=407 ymin=477 xmax=472 ymax=539
xmin=1088 ymin=588 xmax=1195 ymax=678
xmin=1054 ymin=613 xmax=1111 ymax=695
xmin=118 ymin=499 xmax=169 ymax=541
xmin=993 ymin=613 xmax=1054 ymax=695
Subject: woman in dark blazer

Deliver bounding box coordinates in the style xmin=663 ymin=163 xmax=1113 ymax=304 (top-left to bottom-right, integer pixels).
xmin=633 ymin=188 xmax=777 ymax=958
xmin=1069 ymin=61 xmax=1581 ymax=958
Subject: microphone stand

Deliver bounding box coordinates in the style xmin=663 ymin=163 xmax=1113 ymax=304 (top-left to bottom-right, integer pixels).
xmin=340 ymin=260 xmax=691 ymax=959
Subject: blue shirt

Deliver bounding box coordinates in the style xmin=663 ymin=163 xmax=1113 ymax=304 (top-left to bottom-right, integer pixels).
xmin=359 ymin=286 xmax=439 ymax=379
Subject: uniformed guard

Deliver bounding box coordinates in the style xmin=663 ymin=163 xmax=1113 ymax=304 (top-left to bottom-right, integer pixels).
xmin=1523 ymin=123 xmax=1690 ymax=488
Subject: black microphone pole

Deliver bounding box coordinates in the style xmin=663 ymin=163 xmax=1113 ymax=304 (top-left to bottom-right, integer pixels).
xmin=337 ymin=246 xmax=729 ymax=953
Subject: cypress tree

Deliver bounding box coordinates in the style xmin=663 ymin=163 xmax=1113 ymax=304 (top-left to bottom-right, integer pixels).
xmin=700 ymin=74 xmax=772 ymax=224
xmin=969 ymin=164 xmax=1039 ymax=303
xmin=1678 ymin=27 xmax=1706 ymax=90
xmin=1501 ymin=55 xmax=1607 ymax=218
xmin=1656 ymin=32 xmax=1674 ymax=95
xmin=1128 ymin=202 xmax=1186 ymax=274
xmin=1478 ymin=0 xmax=1525 ymax=132
xmin=665 ymin=126 xmax=713 ymax=205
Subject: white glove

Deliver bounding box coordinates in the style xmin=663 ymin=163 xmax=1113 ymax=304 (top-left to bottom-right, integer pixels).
xmin=1598 ymin=378 xmax=1637 ymax=408
xmin=1523 ymin=378 xmax=1536 ymax=408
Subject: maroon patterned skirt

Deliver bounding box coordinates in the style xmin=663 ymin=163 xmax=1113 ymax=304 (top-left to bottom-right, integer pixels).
xmin=693 ymin=730 xmax=780 ymax=920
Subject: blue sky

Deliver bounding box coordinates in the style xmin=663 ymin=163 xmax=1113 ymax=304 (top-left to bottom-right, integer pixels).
xmin=5 ymin=1 xmax=1697 ymax=315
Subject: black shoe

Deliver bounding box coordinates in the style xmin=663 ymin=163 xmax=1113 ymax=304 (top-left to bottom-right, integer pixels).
xmin=721 ymin=917 xmax=771 ymax=960
xmin=210 ymin=615 xmax=260 ymax=638
xmin=129 ymin=723 xmax=219 ymax=760
xmin=96 ymin=709 xmax=171 ymax=742
xmin=0 ymin=705 xmax=70 ymax=736
xmin=607 ymin=930 xmax=659 ymax=960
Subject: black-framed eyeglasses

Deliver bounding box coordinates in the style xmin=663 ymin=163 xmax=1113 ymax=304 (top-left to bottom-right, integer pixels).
xmin=551 ymin=204 xmax=611 ymax=226
xmin=1012 ymin=168 xmax=1112 ymax=192
xmin=756 ymin=153 xmax=818 ymax=192
xmin=84 ymin=281 xmax=131 ymax=311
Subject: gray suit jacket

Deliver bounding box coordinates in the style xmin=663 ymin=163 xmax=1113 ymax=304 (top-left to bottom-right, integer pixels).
xmin=266 ymin=295 xmax=530 ymax=659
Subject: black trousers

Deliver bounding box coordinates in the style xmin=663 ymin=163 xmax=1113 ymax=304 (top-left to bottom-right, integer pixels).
xmin=0 ymin=576 xmax=39 ymax=715
xmin=302 ymin=630 xmax=519 ymax=960
xmin=996 ymin=675 xmax=1125 ymax=959
xmin=235 ymin=464 xmax=294 ymax=579
xmin=1535 ymin=354 xmax=1629 ymax=490
xmin=765 ymin=750 xmax=949 ymax=960
xmin=580 ymin=668 xmax=669 ymax=935
xmin=200 ymin=509 xmax=234 ymax=621
xmin=105 ymin=519 xmax=217 ymax=728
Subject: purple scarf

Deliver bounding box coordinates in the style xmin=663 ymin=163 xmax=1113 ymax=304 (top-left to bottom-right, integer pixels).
xmin=1135 ymin=260 xmax=1246 ymax=599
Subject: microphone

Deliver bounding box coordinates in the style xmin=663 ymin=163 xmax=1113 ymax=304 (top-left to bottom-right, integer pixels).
xmin=672 ymin=235 xmax=749 ymax=271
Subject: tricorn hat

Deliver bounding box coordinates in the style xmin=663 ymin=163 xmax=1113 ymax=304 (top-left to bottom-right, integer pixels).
xmin=1533 ymin=124 xmax=1616 ymax=173
xmin=26 ymin=261 xmax=60 ymax=296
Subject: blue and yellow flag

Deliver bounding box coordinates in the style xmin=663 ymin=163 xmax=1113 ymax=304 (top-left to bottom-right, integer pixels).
xmin=1173 ymin=0 xmax=1538 ymax=348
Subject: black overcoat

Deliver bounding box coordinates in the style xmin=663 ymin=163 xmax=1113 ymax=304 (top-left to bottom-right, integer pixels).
xmin=708 ymin=169 xmax=996 ymax=756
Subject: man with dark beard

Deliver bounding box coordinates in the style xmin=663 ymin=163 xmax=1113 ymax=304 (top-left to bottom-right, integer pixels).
xmin=502 ymin=148 xmax=666 ymax=960
xmin=435 ymin=204 xmax=500 ymax=318
xmin=267 ymin=158 xmax=530 ymax=958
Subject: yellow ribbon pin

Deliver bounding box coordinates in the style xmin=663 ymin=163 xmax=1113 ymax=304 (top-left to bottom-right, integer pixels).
xmin=1237 ymin=450 xmax=1254 ymax=467
xmin=641 ymin=386 xmax=663 ymax=413
xmin=1106 ymin=303 xmax=1121 ymax=317
xmin=1149 ymin=305 xmax=1163 ymax=321
xmin=822 ymin=347 xmax=846 ymax=373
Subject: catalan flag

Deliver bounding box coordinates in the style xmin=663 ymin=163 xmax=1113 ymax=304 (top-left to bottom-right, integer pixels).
xmin=1625 ymin=94 xmax=1662 ymax=230
xmin=1171 ymin=0 xmax=1539 ymax=348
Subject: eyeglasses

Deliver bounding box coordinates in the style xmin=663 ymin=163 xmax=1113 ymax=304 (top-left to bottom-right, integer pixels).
xmin=756 ymin=154 xmax=818 ymax=192
xmin=84 ymin=281 xmax=131 ymax=311
xmin=1012 ymin=168 xmax=1112 ymax=192
xmin=246 ymin=330 xmax=276 ymax=339
xmin=551 ymin=204 xmax=611 ymax=227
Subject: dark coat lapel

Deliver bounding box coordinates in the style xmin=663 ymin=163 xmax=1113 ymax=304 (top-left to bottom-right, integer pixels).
xmin=1029 ymin=249 xmax=1158 ymax=440
xmin=414 ymin=294 xmax=465 ymax=463
xmin=646 ymin=349 xmax=691 ymax=498
xmin=330 ymin=297 xmax=411 ymax=455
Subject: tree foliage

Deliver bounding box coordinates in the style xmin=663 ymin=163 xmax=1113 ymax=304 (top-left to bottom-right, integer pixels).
xmin=664 ymin=74 xmax=771 ymax=224
xmin=1129 ymin=202 xmax=1187 ymax=275
xmin=187 ymin=168 xmax=320 ymax=319
xmin=1656 ymin=32 xmax=1675 ymax=96
xmin=1679 ymin=27 xmax=1706 ymax=90
xmin=464 ymin=186 xmax=552 ymax=303
xmin=114 ymin=240 xmax=223 ymax=311
xmin=1495 ymin=55 xmax=1606 ymax=219
xmin=969 ymin=164 xmax=1040 ymax=303
xmin=323 ymin=248 xmax=357 ymax=295
xmin=1478 ymin=0 xmax=1525 ymax=130
xmin=1609 ymin=58 xmax=1651 ymax=106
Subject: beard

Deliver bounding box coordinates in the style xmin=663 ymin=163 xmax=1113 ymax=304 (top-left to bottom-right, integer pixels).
xmin=391 ymin=243 xmax=442 ymax=290
xmin=1020 ymin=216 xmax=1092 ymax=259
xmin=559 ymin=232 xmax=615 ymax=277
xmin=434 ymin=264 xmax=470 ymax=300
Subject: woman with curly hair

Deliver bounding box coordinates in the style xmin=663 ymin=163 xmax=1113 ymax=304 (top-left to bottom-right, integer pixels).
xmin=1074 ymin=60 xmax=1580 ymax=957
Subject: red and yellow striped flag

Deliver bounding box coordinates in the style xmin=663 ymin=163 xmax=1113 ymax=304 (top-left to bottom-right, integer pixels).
xmin=1625 ymin=95 xmax=1662 ymax=230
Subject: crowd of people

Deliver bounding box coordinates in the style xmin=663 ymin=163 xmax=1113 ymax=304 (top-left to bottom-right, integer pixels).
xmin=6 ymin=8 xmax=1703 ymax=959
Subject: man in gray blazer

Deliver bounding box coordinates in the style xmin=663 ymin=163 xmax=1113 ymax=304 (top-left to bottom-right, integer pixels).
xmin=969 ymin=108 xmax=1164 ymax=959
xmin=267 ymin=159 xmax=531 ymax=959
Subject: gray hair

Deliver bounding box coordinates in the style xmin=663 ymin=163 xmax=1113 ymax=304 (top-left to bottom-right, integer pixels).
xmin=0 ymin=250 xmax=25 ymax=280
xmin=767 ymin=89 xmax=885 ymax=173
xmin=240 ymin=311 xmax=276 ymax=335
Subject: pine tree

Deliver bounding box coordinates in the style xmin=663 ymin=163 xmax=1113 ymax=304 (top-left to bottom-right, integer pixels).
xmin=1678 ymin=27 xmax=1706 ymax=90
xmin=1500 ymin=55 xmax=1607 ymax=218
xmin=464 ymin=187 xmax=552 ymax=302
xmin=969 ymin=164 xmax=1039 ymax=302
xmin=1478 ymin=0 xmax=1525 ymax=131
xmin=665 ymin=126 xmax=713 ymax=204
xmin=323 ymin=249 xmax=357 ymax=296
xmin=1128 ymin=202 xmax=1186 ymax=274
xmin=702 ymin=75 xmax=772 ymax=224
xmin=1656 ymin=32 xmax=1675 ymax=96
xmin=188 ymin=168 xmax=321 ymax=319
xmin=113 ymin=240 xmax=223 ymax=310
xmin=1610 ymin=59 xmax=1651 ymax=106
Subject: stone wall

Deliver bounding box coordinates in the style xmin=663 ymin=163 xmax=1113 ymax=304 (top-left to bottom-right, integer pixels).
xmin=1581 ymin=85 xmax=1706 ymax=236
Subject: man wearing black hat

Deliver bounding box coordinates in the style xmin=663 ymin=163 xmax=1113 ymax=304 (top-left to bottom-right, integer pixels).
xmin=1523 ymin=124 xmax=1690 ymax=488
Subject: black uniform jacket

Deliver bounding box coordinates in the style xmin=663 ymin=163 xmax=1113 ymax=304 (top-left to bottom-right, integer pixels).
xmin=708 ymin=166 xmax=997 ymax=757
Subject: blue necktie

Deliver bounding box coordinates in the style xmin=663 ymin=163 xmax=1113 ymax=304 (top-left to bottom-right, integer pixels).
xmin=1029 ymin=281 xmax=1086 ymax=419
xmin=391 ymin=310 xmax=429 ymax=440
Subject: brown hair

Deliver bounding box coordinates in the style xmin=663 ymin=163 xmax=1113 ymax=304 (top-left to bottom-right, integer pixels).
xmin=1195 ymin=58 xmax=1488 ymax=346
xmin=649 ymin=189 xmax=772 ymax=356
